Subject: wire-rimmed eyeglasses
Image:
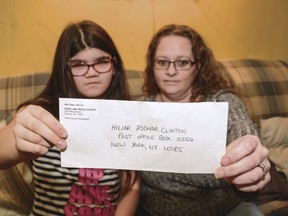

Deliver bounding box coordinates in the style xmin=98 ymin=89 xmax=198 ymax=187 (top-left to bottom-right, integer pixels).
xmin=154 ymin=59 xmax=196 ymax=71
xmin=68 ymin=57 xmax=115 ymax=76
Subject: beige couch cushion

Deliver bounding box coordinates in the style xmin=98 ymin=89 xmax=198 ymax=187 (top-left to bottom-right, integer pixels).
xmin=260 ymin=117 xmax=288 ymax=178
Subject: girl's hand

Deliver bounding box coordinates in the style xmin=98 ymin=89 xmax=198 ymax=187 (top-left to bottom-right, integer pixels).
xmin=14 ymin=105 xmax=68 ymax=157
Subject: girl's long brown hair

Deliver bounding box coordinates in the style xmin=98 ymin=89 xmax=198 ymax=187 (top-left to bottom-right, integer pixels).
xmin=19 ymin=20 xmax=136 ymax=198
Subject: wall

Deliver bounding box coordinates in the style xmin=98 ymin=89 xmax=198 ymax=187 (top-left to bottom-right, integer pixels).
xmin=0 ymin=0 xmax=287 ymax=76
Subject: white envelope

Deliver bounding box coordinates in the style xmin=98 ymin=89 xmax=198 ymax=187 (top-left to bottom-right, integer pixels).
xmin=59 ymin=98 xmax=228 ymax=173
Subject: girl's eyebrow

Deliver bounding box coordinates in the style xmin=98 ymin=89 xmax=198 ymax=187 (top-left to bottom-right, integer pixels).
xmin=70 ymin=55 xmax=111 ymax=62
xmin=97 ymin=56 xmax=112 ymax=61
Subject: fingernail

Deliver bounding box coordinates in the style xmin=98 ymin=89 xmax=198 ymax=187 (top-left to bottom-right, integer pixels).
xmin=214 ymin=169 xmax=224 ymax=179
xmin=58 ymin=140 xmax=67 ymax=150
xmin=59 ymin=129 xmax=67 ymax=138
xmin=221 ymin=157 xmax=230 ymax=166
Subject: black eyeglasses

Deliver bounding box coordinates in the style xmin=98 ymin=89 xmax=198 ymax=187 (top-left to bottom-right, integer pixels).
xmin=154 ymin=59 xmax=196 ymax=71
xmin=68 ymin=57 xmax=115 ymax=76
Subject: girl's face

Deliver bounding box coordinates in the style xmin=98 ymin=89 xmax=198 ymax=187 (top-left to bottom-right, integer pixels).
xmin=154 ymin=35 xmax=196 ymax=102
xmin=69 ymin=48 xmax=114 ymax=98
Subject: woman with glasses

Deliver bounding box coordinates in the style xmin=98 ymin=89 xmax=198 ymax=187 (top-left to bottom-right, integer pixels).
xmin=137 ymin=24 xmax=270 ymax=216
xmin=0 ymin=20 xmax=140 ymax=215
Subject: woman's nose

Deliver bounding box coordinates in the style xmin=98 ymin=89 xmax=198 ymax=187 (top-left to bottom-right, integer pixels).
xmin=165 ymin=63 xmax=178 ymax=76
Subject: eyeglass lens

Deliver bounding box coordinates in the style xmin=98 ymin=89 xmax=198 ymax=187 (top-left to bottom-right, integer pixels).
xmin=69 ymin=57 xmax=113 ymax=76
xmin=154 ymin=59 xmax=195 ymax=70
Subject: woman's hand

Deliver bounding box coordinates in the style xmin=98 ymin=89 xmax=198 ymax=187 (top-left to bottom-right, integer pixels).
xmin=215 ymin=134 xmax=271 ymax=192
xmin=14 ymin=105 xmax=68 ymax=158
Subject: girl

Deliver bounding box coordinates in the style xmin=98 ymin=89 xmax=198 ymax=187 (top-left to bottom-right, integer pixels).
xmin=0 ymin=20 xmax=140 ymax=216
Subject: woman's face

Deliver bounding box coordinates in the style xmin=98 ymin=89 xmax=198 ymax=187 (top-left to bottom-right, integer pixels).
xmin=69 ymin=48 xmax=114 ymax=98
xmin=154 ymin=35 xmax=196 ymax=102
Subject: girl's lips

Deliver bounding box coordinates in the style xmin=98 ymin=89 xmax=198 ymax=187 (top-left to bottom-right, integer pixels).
xmin=85 ymin=81 xmax=100 ymax=86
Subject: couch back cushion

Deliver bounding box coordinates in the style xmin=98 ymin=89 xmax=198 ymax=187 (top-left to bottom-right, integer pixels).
xmin=0 ymin=70 xmax=144 ymax=121
xmin=0 ymin=72 xmax=50 ymax=121
xmin=0 ymin=60 xmax=287 ymax=126
xmin=220 ymin=59 xmax=288 ymax=126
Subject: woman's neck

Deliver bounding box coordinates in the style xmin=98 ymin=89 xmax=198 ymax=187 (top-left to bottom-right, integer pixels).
xmin=156 ymin=93 xmax=201 ymax=103
xmin=156 ymin=93 xmax=189 ymax=102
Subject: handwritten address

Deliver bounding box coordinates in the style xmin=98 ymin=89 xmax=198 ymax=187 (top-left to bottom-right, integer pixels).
xmin=111 ymin=124 xmax=192 ymax=153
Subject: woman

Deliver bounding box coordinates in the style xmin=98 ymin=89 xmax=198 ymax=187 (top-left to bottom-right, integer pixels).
xmin=137 ymin=24 xmax=270 ymax=216
xmin=0 ymin=20 xmax=140 ymax=216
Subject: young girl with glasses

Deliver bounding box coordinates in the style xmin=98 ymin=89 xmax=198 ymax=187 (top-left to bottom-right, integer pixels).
xmin=0 ymin=20 xmax=140 ymax=216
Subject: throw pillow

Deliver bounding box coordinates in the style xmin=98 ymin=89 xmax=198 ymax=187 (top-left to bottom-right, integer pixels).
xmin=269 ymin=146 xmax=288 ymax=179
xmin=260 ymin=117 xmax=288 ymax=148
xmin=260 ymin=117 xmax=288 ymax=178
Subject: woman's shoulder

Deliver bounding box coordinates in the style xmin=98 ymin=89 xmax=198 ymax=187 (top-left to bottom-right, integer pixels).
xmin=205 ymin=90 xmax=243 ymax=103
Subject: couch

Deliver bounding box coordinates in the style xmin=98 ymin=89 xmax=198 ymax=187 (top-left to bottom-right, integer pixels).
xmin=0 ymin=59 xmax=288 ymax=215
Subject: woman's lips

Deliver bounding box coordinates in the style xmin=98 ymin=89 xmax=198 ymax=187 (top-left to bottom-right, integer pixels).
xmin=163 ymin=80 xmax=179 ymax=84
